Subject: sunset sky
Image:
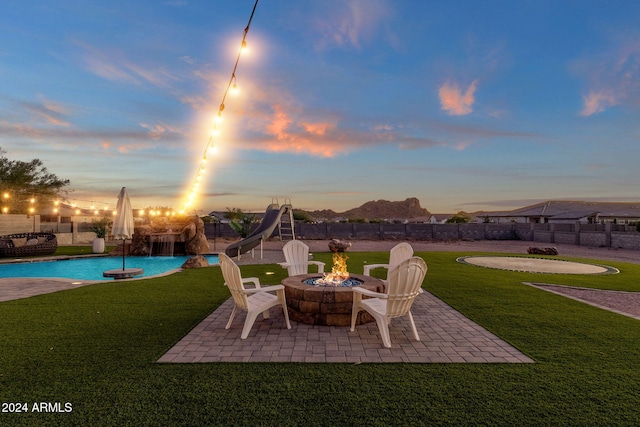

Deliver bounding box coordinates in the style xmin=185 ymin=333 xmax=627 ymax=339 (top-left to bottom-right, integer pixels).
xmin=1 ymin=0 xmax=639 ymax=215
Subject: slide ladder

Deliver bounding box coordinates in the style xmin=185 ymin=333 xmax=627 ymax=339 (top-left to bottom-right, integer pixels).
xmin=278 ymin=198 xmax=295 ymax=241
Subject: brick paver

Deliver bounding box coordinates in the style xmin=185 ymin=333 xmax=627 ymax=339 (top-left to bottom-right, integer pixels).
xmin=158 ymin=291 xmax=534 ymax=364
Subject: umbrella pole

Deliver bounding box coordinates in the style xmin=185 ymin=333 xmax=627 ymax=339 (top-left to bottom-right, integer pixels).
xmin=122 ymin=239 xmax=126 ymax=270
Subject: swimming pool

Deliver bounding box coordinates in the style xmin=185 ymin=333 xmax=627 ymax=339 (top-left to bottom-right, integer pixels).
xmin=0 ymin=255 xmax=219 ymax=281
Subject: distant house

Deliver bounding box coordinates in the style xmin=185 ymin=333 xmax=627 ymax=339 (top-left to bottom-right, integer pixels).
xmin=482 ymin=201 xmax=640 ymax=225
xmin=424 ymin=214 xmax=452 ymax=224
xmin=470 ymin=211 xmax=514 ymax=223
xmin=207 ymin=211 xmax=230 ymax=224
xmin=402 ymin=215 xmax=430 ymax=224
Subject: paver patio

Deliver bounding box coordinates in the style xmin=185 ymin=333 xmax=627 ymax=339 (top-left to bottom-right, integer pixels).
xmin=158 ymin=290 xmax=534 ymax=364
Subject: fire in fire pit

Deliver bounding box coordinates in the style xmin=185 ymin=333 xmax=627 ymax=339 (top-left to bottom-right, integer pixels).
xmin=304 ymin=252 xmax=361 ymax=287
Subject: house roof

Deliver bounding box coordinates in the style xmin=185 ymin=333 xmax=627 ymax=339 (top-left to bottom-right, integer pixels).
xmin=492 ymin=200 xmax=640 ymax=219
xmin=546 ymin=210 xmax=599 ymax=220
xmin=428 ymin=214 xmax=453 ymax=221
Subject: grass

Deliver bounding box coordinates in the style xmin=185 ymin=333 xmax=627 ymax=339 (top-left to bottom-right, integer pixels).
xmin=53 ymin=245 xmax=117 ymax=257
xmin=2 ymin=250 xmax=640 ymax=425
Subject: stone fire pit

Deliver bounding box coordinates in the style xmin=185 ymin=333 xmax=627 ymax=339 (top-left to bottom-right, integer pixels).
xmin=281 ymin=273 xmax=385 ymax=326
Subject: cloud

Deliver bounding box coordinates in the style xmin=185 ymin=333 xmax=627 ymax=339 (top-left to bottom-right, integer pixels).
xmin=575 ymin=35 xmax=640 ymax=116
xmin=439 ymin=80 xmax=478 ymax=116
xmin=18 ymin=97 xmax=72 ymax=127
xmin=313 ymin=0 xmax=396 ymax=50
xmin=78 ymin=42 xmax=179 ymax=87
xmin=579 ymin=91 xmax=618 ymax=116
xmin=260 ymin=105 xmax=343 ymax=157
xmin=139 ymin=122 xmax=182 ymax=141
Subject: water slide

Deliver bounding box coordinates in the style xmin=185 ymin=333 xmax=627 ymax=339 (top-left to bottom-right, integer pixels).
xmin=224 ymin=203 xmax=293 ymax=258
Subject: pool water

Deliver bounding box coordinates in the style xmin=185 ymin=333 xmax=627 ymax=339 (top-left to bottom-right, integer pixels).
xmin=0 ymin=255 xmax=219 ymax=281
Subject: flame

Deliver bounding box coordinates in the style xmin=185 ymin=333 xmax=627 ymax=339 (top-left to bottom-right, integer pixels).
xmin=318 ymin=253 xmax=350 ymax=286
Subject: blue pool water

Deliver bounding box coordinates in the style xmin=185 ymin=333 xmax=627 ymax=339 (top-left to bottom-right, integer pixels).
xmin=0 ymin=255 xmax=219 ymax=281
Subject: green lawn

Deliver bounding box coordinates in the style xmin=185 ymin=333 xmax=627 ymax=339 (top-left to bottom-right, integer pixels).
xmin=2 ymin=250 xmax=640 ymax=426
xmin=53 ymin=246 xmax=117 ymax=257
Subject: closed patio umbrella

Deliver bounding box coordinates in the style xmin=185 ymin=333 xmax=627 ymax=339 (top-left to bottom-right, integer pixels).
xmin=111 ymin=187 xmax=134 ymax=270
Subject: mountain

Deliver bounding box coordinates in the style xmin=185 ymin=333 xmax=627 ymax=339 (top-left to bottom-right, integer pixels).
xmin=309 ymin=198 xmax=431 ymax=221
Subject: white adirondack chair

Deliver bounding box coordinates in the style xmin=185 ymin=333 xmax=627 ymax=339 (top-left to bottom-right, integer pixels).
xmin=218 ymin=253 xmax=291 ymax=339
xmin=350 ymin=256 xmax=427 ymax=348
xmin=363 ymin=242 xmax=414 ymax=284
xmin=278 ymin=240 xmax=325 ymax=277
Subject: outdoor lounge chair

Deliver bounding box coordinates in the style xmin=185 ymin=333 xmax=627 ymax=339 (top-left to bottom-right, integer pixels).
xmin=350 ymin=256 xmax=427 ymax=348
xmin=0 ymin=232 xmax=58 ymax=258
xmin=278 ymin=240 xmax=325 ymax=277
xmin=362 ymin=242 xmax=414 ymax=285
xmin=218 ymin=252 xmax=291 ymax=339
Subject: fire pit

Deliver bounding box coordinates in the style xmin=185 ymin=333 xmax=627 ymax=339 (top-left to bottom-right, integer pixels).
xmin=281 ymin=274 xmax=385 ymax=326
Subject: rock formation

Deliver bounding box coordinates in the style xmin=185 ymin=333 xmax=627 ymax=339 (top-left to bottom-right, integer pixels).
xmin=310 ymin=197 xmax=431 ymax=221
xmin=127 ymin=215 xmax=210 ymax=256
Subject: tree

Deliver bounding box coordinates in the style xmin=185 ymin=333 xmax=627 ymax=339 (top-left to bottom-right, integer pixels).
xmin=446 ymin=211 xmax=472 ymax=224
xmin=0 ymin=148 xmax=70 ymax=214
xmin=293 ymin=209 xmax=315 ymax=223
xmin=225 ymin=208 xmax=256 ymax=238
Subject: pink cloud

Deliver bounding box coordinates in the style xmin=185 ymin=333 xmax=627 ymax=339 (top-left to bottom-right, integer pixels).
xmin=262 ymin=105 xmax=343 ymax=157
xmin=439 ymin=80 xmax=478 ymax=116
xmin=574 ymin=35 xmax=640 ymax=116
xmin=302 ymin=122 xmax=331 ymax=136
xmin=19 ymin=98 xmax=72 ymax=127
xmin=579 ymin=91 xmax=618 ymax=116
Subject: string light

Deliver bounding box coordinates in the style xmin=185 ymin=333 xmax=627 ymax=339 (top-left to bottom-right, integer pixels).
xmin=3 ymin=2 xmax=260 ymax=218
xmin=180 ymin=0 xmax=260 ymax=213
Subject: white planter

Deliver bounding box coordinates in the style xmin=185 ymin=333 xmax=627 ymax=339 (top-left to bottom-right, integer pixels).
xmin=93 ymin=238 xmax=105 ymax=254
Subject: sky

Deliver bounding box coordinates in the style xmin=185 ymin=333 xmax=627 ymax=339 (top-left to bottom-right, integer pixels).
xmin=1 ymin=0 xmax=640 ymax=215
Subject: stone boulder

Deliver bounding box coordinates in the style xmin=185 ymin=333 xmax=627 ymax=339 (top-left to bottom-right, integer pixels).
xmin=186 ymin=233 xmax=210 ymax=255
xmin=181 ymin=255 xmax=210 ymax=269
xmin=328 ymin=239 xmax=352 ymax=253
xmin=527 ymin=246 xmax=559 ymax=255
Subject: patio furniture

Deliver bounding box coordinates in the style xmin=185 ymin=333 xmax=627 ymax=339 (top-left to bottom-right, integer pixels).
xmin=0 ymin=232 xmax=58 ymax=258
xmin=362 ymin=242 xmax=414 ymax=285
xmin=350 ymin=256 xmax=427 ymax=348
xmin=278 ymin=240 xmax=325 ymax=277
xmin=218 ymin=252 xmax=291 ymax=339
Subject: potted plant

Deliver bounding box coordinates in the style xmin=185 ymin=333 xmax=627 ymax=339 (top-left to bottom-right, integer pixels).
xmin=91 ymin=217 xmax=111 ymax=253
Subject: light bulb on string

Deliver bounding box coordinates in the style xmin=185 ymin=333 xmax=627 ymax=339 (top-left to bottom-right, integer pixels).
xmin=180 ymin=0 xmax=259 ymax=213
xmin=230 ymin=75 xmax=239 ymax=95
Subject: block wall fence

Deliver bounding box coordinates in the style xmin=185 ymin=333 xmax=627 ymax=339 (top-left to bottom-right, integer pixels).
xmin=3 ymin=215 xmax=640 ymax=251
xmin=205 ymin=221 xmax=640 ymax=251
